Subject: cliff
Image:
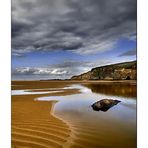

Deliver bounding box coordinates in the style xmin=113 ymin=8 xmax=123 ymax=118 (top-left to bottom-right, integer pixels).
xmin=71 ymin=61 xmax=137 ymax=80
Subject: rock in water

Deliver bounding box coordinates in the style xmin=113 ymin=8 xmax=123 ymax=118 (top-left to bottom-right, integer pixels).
xmin=91 ymin=99 xmax=121 ymax=112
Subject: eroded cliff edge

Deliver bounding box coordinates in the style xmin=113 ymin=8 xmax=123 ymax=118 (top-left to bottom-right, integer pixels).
xmin=71 ymin=61 xmax=136 ymax=80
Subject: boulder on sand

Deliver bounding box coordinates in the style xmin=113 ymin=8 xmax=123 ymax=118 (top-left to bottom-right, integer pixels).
xmin=91 ymin=99 xmax=121 ymax=112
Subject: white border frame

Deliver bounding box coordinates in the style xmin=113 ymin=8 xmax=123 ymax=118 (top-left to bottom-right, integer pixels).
xmin=0 ymin=0 xmax=148 ymax=147
xmin=137 ymin=0 xmax=148 ymax=148
xmin=0 ymin=0 xmax=11 ymax=147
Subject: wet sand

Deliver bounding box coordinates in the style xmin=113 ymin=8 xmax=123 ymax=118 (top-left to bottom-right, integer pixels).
xmin=12 ymin=99 xmax=71 ymax=148
xmin=12 ymin=81 xmax=81 ymax=148
xmin=12 ymin=80 xmax=136 ymax=148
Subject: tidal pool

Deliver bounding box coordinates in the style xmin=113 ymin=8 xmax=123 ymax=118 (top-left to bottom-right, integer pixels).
xmin=37 ymin=83 xmax=136 ymax=148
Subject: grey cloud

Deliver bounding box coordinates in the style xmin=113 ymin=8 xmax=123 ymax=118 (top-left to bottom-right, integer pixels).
xmin=12 ymin=0 xmax=136 ymax=56
xmin=12 ymin=67 xmax=70 ymax=75
xmin=119 ymin=49 xmax=136 ymax=57
xmin=48 ymin=60 xmax=111 ymax=69
xmin=12 ymin=59 xmax=111 ymax=79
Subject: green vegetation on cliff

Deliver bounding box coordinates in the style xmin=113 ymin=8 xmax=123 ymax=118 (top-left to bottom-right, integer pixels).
xmin=71 ymin=61 xmax=136 ymax=80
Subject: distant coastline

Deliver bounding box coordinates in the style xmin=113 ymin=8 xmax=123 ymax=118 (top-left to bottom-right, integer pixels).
xmin=71 ymin=60 xmax=136 ymax=81
xmin=12 ymin=61 xmax=137 ymax=81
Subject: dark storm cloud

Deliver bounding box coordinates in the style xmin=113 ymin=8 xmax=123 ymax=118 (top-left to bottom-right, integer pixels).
xmin=119 ymin=49 xmax=136 ymax=57
xmin=12 ymin=0 xmax=136 ymax=56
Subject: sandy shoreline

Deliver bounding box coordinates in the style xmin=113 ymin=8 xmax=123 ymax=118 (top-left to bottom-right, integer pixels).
xmin=12 ymin=80 xmax=136 ymax=148
xmin=12 ymin=96 xmax=72 ymax=148
xmin=12 ymin=81 xmax=81 ymax=148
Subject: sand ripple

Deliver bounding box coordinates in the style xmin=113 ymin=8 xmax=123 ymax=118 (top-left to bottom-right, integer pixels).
xmin=12 ymin=99 xmax=71 ymax=148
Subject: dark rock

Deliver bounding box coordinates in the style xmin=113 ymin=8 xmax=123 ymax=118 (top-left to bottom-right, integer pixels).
xmin=91 ymin=99 xmax=121 ymax=112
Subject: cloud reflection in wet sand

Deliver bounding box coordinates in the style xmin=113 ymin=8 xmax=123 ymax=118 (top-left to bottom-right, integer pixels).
xmin=37 ymin=84 xmax=136 ymax=148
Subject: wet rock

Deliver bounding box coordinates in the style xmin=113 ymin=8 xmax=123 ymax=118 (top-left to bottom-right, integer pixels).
xmin=91 ymin=99 xmax=121 ymax=112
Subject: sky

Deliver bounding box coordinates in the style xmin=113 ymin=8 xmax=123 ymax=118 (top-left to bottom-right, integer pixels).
xmin=12 ymin=0 xmax=136 ymax=80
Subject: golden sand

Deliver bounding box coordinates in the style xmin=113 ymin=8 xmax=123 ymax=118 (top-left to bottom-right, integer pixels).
xmin=12 ymin=81 xmax=78 ymax=148
xmin=12 ymin=80 xmax=136 ymax=148
xmin=12 ymin=96 xmax=72 ymax=148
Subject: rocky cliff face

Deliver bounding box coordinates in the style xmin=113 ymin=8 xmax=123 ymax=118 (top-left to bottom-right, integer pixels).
xmin=71 ymin=61 xmax=137 ymax=80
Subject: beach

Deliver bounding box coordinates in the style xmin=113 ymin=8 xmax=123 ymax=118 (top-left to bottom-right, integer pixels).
xmin=12 ymin=80 xmax=136 ymax=148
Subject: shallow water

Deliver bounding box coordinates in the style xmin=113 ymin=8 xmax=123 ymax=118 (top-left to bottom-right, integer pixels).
xmin=11 ymin=85 xmax=75 ymax=95
xmin=37 ymin=83 xmax=136 ymax=148
xmin=11 ymin=89 xmax=63 ymax=95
